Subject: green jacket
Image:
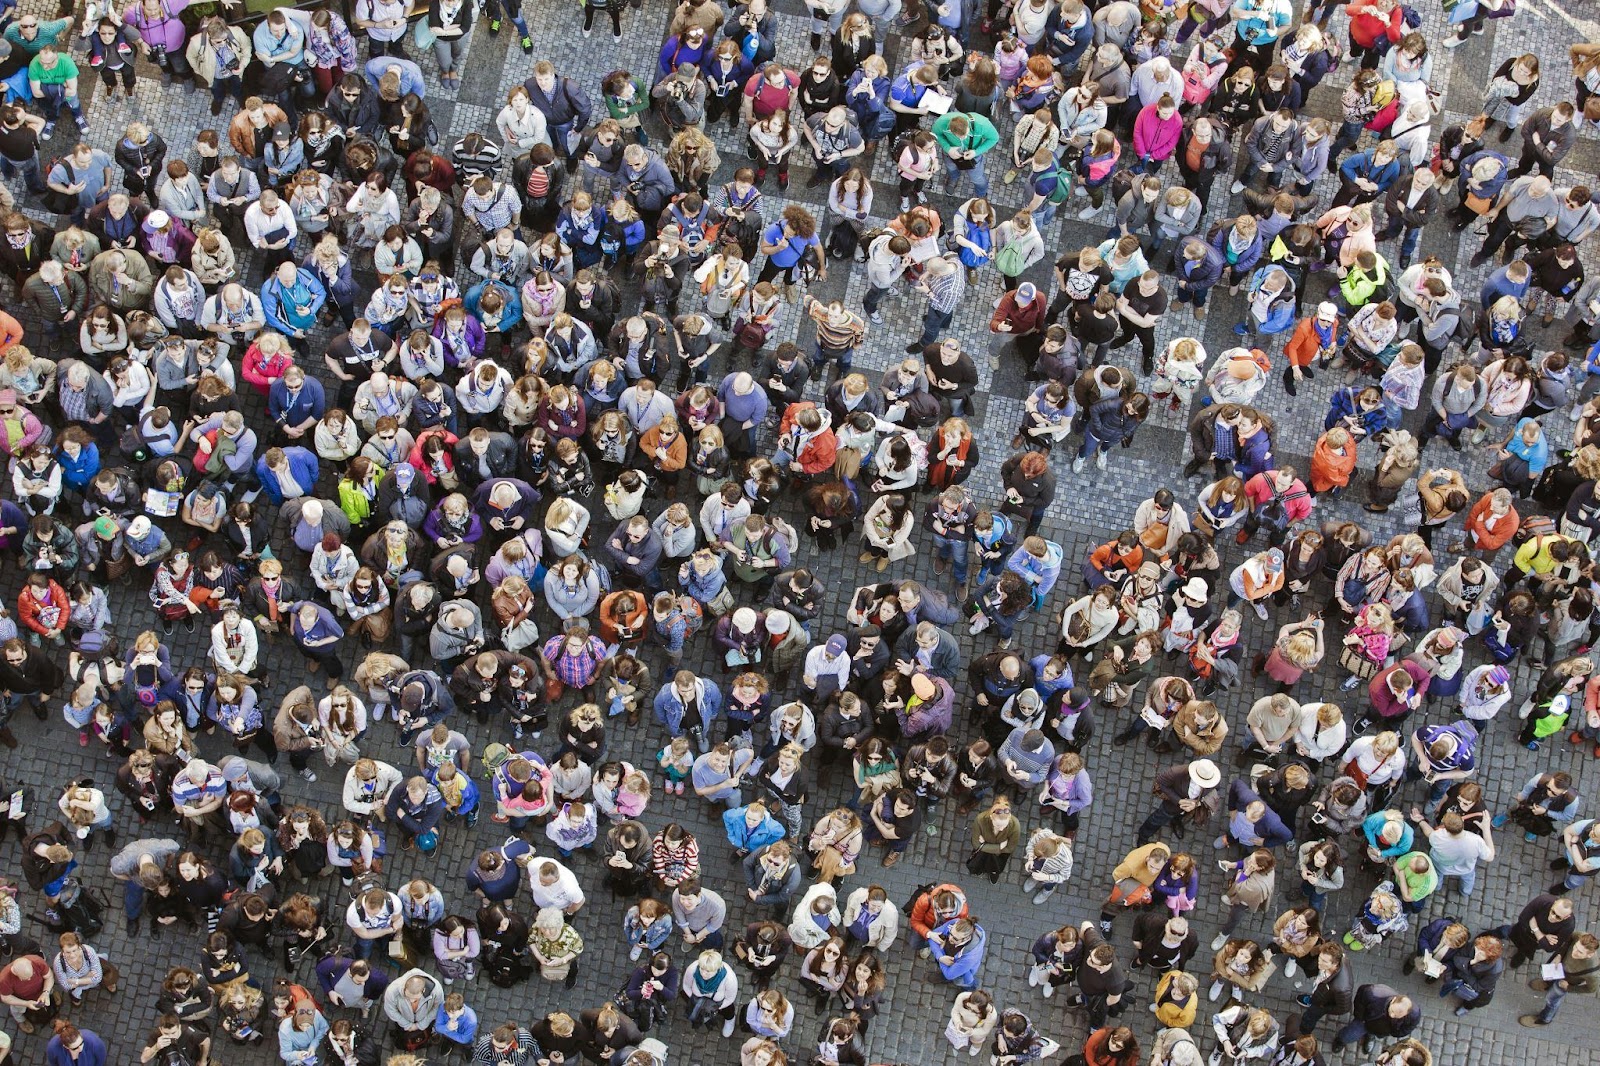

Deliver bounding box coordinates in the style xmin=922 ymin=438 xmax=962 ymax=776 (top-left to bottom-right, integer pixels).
xmin=338 ymin=477 xmax=372 ymax=526
xmin=1338 ymin=254 xmax=1389 ymax=307
xmin=604 ymin=79 xmax=651 ymax=125
xmin=932 ymin=113 xmax=1000 ymax=158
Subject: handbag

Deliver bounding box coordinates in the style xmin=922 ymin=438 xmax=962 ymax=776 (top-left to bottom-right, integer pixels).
xmin=545 ymin=676 xmax=565 ymax=703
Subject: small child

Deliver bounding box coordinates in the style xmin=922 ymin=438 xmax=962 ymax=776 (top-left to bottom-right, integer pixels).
xmin=992 ymin=34 xmax=1028 ymax=92
xmin=435 ymin=991 xmax=479 ymax=1056
xmin=619 ymin=769 xmax=652 ymax=819
xmin=657 ymin=735 xmax=693 ymax=795
xmin=1152 ymin=337 xmax=1205 ymax=410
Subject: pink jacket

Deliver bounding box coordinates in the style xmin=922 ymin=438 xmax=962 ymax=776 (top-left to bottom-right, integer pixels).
xmin=1133 ymin=106 xmax=1183 ymax=162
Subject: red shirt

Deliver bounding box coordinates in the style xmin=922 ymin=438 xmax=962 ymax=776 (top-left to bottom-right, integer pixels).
xmin=1345 ymin=3 xmax=1404 ymax=49
xmin=0 ymin=957 xmax=48 ymax=1002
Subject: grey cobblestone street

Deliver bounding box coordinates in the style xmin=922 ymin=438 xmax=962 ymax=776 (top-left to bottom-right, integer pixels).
xmin=0 ymin=0 xmax=1599 ymax=1063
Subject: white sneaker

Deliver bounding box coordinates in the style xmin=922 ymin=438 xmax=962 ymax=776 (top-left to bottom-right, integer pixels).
xmin=1041 ymin=983 xmax=1054 ymax=998
xmin=1230 ymin=180 xmax=1244 ymax=194
xmin=1149 ymin=1002 xmax=1159 ymax=1013
xmin=630 ymin=944 xmax=643 ymax=961
xmin=1211 ymin=933 xmax=1228 ymax=951
xmin=371 ymin=704 xmax=385 ymax=721
xmin=1208 ymin=980 xmax=1224 ymax=1002
xmin=1572 ymin=405 xmax=1584 ymax=422
xmin=1072 ymin=455 xmax=1086 ymax=472
xmin=1095 ymin=450 xmax=1107 ymax=470
xmin=300 ymin=768 xmax=317 ymax=782
xmin=969 ymin=1046 xmax=981 ymax=1057
xmin=1028 ymin=966 xmax=1043 ymax=987
xmin=869 ymin=310 xmax=884 ymax=324
xmin=1254 ymin=602 xmax=1269 ymax=621
xmin=1284 ymin=958 xmax=1298 ymax=979
xmin=1076 ymin=206 xmax=1098 ymax=220
xmin=722 ymin=1019 xmax=736 ymax=1038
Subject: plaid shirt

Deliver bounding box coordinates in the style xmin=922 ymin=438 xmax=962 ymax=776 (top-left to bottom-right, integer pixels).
xmin=926 ymin=265 xmax=966 ymax=314
xmin=542 ymin=635 xmax=607 ymax=687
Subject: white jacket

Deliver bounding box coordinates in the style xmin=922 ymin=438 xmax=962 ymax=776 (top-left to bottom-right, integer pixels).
xmin=842 ymin=887 xmax=900 ymax=949
xmin=342 ymin=760 xmax=403 ymax=816
xmin=210 ymin=618 xmax=260 ymax=675
xmin=787 ymin=883 xmax=840 ymax=949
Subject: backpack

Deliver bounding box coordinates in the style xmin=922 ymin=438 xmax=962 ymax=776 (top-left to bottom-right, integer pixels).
xmin=482 ymin=742 xmax=512 ymax=779
xmin=1514 ymin=515 xmax=1557 ymax=546
xmin=994 ymin=239 xmax=1030 ymax=279
xmin=41 ymin=158 xmax=79 ymax=215
xmin=1043 ymin=166 xmax=1073 ymax=206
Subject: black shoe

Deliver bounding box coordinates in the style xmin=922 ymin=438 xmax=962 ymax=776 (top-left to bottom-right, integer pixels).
xmin=1549 ymin=881 xmax=1572 ymax=895
xmin=183 ymin=615 xmax=196 ymax=634
xmin=160 ymin=619 xmax=174 ymax=635
xmin=905 ymin=342 xmax=925 ymax=354
xmin=209 ymin=98 xmax=223 ymax=116
xmin=1550 ymin=858 xmax=1569 ymax=870
xmin=1296 ymin=994 xmax=1311 ymax=1007
xmin=126 ymin=914 xmax=141 ymax=935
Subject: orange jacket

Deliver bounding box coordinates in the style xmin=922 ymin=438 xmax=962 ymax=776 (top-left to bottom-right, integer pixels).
xmin=1310 ymin=433 xmax=1358 ymax=492
xmin=908 ymin=882 xmax=969 ymax=939
xmin=1284 ymin=315 xmax=1341 ymax=369
xmin=638 ymin=424 xmax=688 ymax=473
xmin=1464 ymin=492 xmax=1520 ymax=552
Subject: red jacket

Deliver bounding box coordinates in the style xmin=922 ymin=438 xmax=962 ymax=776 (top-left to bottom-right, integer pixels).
xmin=17 ymin=580 xmax=69 ymax=636
xmin=777 ymin=402 xmax=838 ymax=475
xmin=989 ymin=291 xmax=1047 ymax=335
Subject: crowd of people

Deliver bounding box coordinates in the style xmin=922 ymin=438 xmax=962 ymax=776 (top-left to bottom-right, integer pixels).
xmin=0 ymin=0 xmax=1595 ymax=1064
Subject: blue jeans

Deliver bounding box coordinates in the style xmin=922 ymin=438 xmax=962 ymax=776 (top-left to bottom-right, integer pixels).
xmin=932 ymin=532 xmax=969 ymax=582
xmin=1031 ymin=201 xmax=1057 ymax=231
xmin=942 ymin=155 xmax=988 ymax=199
xmin=0 ymin=154 xmax=43 ymax=193
xmin=917 ymin=306 xmax=955 ymax=347
xmin=38 ymin=83 xmax=83 ymax=124
xmin=1175 ymin=281 xmax=1212 ymax=309
xmin=123 ymin=880 xmax=145 ymax=921
xmin=352 ymin=932 xmax=394 ymax=959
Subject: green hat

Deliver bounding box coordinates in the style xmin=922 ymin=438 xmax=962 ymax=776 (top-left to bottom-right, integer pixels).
xmin=92 ymin=517 xmax=118 ymax=539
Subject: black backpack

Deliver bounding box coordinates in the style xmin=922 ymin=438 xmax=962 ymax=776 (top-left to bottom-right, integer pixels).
xmin=41 ymin=157 xmax=79 ymax=215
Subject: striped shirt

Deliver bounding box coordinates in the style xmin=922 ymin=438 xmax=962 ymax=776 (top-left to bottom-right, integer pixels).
xmin=807 ymin=303 xmax=866 ymax=351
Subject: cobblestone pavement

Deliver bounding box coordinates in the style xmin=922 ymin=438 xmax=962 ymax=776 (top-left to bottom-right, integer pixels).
xmin=2 ymin=0 xmax=1600 ymax=1064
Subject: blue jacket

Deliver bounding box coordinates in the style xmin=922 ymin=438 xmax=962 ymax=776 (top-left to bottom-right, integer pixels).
xmin=931 ymin=917 xmax=987 ymax=985
xmin=55 ymin=439 xmax=100 ymax=490
xmin=653 ymin=677 xmax=723 ymax=734
xmin=47 ymin=1030 xmax=108 ymax=1066
xmin=1234 ymin=428 xmax=1274 ymax=481
xmin=254 ymin=446 xmax=320 ymax=504
xmin=1210 ymin=224 xmax=1262 ymax=275
xmin=303 ymin=249 xmax=356 ymax=310
xmin=1179 ymin=242 xmax=1225 ymax=291
xmin=723 ymin=806 xmax=786 ymax=851
xmin=1338 ymin=149 xmax=1402 ymax=194
xmin=1324 ymin=386 xmax=1392 ymax=437
xmin=463 ymin=281 xmax=524 ymax=333
xmin=268 ymin=376 xmax=327 ymax=430
xmin=261 ymin=268 xmax=328 ymax=334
